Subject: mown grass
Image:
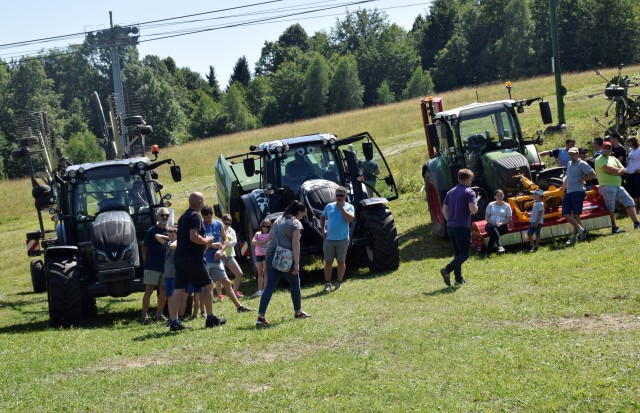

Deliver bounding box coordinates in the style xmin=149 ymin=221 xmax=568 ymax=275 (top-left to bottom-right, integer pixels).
xmin=0 ymin=67 xmax=639 ymax=412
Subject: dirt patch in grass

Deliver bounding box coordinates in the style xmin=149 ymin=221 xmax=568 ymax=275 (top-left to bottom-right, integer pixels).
xmin=500 ymin=314 xmax=640 ymax=332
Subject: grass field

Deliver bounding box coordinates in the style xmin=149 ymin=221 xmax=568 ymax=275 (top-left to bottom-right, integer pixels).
xmin=0 ymin=67 xmax=639 ymax=412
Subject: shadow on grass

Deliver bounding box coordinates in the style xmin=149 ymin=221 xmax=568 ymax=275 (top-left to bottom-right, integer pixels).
xmin=398 ymin=223 xmax=452 ymax=261
xmin=422 ymin=286 xmax=460 ymax=296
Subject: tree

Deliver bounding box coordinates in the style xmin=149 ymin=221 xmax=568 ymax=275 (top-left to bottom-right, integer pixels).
xmin=188 ymin=90 xmax=226 ymax=140
xmin=401 ymin=67 xmax=434 ymax=99
xmin=206 ymin=65 xmax=222 ymax=100
xmin=302 ymin=53 xmax=330 ymax=118
xmin=246 ymin=76 xmax=272 ymax=124
xmin=228 ymin=56 xmax=251 ymax=88
xmin=415 ymin=0 xmax=460 ymax=70
xmin=222 ymin=83 xmax=258 ymax=133
xmin=328 ymin=55 xmax=363 ymax=113
xmin=65 ymin=131 xmax=104 ymax=164
xmin=375 ymin=80 xmax=395 ymax=105
xmin=494 ymin=0 xmax=536 ymax=80
xmin=430 ymin=32 xmax=470 ymax=91
xmin=267 ymin=59 xmax=307 ymax=123
xmin=255 ymin=24 xmax=310 ymax=75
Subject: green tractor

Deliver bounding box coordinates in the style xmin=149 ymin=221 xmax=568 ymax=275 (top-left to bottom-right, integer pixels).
xmin=13 ymin=105 xmax=181 ymax=327
xmin=214 ymin=132 xmax=400 ymax=273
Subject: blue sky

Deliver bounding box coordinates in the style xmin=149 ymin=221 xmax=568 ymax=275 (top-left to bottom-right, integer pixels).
xmin=0 ymin=0 xmax=431 ymax=87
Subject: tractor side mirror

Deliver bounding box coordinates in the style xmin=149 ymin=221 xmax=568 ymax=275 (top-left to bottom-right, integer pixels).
xmin=170 ymin=165 xmax=182 ymax=182
xmin=362 ymin=141 xmax=374 ymax=161
xmin=540 ymin=101 xmax=553 ymax=125
xmin=243 ymin=158 xmax=255 ymax=177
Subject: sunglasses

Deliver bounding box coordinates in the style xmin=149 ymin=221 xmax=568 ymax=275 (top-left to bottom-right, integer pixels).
xmin=336 ymin=193 xmax=346 ymax=198
xmin=159 ymin=214 xmax=170 ymax=218
xmin=223 ymin=221 xmax=232 ymax=225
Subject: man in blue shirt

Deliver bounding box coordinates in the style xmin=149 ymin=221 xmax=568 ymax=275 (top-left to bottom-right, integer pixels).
xmin=320 ymin=186 xmax=354 ymax=292
xmin=540 ymin=138 xmax=575 ymax=167
xmin=441 ymin=169 xmax=478 ymax=286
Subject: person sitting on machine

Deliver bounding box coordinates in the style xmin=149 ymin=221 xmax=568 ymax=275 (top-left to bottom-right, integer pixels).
xmin=284 ymin=150 xmax=316 ymax=190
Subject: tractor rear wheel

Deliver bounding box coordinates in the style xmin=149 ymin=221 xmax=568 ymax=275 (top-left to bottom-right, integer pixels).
xmin=424 ymin=171 xmax=447 ymax=238
xmin=30 ymin=259 xmax=46 ymax=293
xmin=244 ymin=210 xmax=259 ymax=276
xmin=46 ymin=257 xmax=83 ymax=327
xmin=362 ymin=205 xmax=399 ymax=272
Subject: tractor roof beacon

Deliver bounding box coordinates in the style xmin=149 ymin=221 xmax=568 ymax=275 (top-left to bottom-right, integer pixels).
xmin=420 ymin=94 xmax=611 ymax=251
xmin=214 ymin=132 xmax=400 ymax=273
xmin=13 ymin=103 xmax=182 ymax=327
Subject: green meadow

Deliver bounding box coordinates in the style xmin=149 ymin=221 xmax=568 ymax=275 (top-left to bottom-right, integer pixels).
xmin=0 ymin=67 xmax=638 ymax=412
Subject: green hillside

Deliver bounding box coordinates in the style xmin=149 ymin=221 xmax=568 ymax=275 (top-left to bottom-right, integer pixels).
xmin=0 ymin=67 xmax=638 ymax=411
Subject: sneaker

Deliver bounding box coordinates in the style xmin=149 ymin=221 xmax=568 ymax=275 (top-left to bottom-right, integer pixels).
xmin=169 ymin=321 xmax=191 ymax=332
xmin=154 ymin=314 xmax=168 ymax=323
xmin=256 ymin=316 xmax=270 ymax=328
xmin=294 ymin=311 xmax=311 ymax=319
xmin=334 ymin=281 xmax=342 ymax=290
xmin=217 ymin=294 xmax=224 ymax=302
xmin=578 ymin=228 xmax=589 ymax=241
xmin=497 ymin=246 xmax=505 ymax=253
xmin=250 ymin=290 xmax=263 ymax=298
xmin=634 ymin=221 xmax=640 ymax=230
xmin=529 ymin=245 xmax=538 ymax=252
xmin=235 ymin=290 xmax=244 ymax=298
xmin=237 ymin=305 xmax=254 ymax=313
xmin=139 ymin=316 xmax=149 ymax=325
xmin=323 ymin=283 xmax=332 ymax=293
xmin=454 ymin=277 xmax=466 ymax=286
xmin=612 ymin=227 xmax=624 ymax=234
xmin=440 ymin=268 xmax=451 ymax=287
xmin=205 ymin=315 xmax=227 ymax=328
xmin=565 ymin=237 xmax=576 ymax=246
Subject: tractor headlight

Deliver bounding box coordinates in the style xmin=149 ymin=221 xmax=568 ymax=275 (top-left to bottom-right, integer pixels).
xmin=68 ymin=170 xmax=77 ymax=178
xmin=137 ymin=161 xmax=145 ymax=170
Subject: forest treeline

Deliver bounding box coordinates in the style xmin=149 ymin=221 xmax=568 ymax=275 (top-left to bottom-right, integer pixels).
xmin=1 ymin=0 xmax=639 ymax=178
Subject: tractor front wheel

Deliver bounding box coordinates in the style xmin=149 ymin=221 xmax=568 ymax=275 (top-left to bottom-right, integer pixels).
xmin=362 ymin=205 xmax=399 ymax=272
xmin=46 ymin=257 xmax=83 ymax=327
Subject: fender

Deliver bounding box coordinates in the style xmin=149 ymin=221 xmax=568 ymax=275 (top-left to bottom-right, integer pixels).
xmin=423 ymin=156 xmax=452 ymax=193
xmin=241 ymin=191 xmax=265 ymax=233
xmin=45 ymin=245 xmax=78 ymax=262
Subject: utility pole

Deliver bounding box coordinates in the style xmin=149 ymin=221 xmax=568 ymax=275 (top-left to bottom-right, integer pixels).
xmin=549 ymin=0 xmax=566 ymax=126
xmin=85 ymin=12 xmax=139 ymax=154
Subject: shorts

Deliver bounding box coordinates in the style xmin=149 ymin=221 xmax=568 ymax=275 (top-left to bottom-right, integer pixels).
xmin=323 ymin=239 xmax=349 ymax=262
xmin=207 ymin=262 xmax=229 ymax=282
xmin=224 ymin=256 xmax=237 ymax=265
xmin=561 ymin=191 xmax=586 ymax=215
xmin=599 ymin=185 xmax=635 ymax=212
xmin=186 ymin=283 xmax=203 ymax=294
xmin=143 ymin=270 xmax=164 ymax=286
xmin=164 ymin=277 xmax=175 ymax=297
xmin=173 ymin=254 xmax=212 ymax=290
xmin=527 ymin=223 xmax=542 ymax=237
xmin=254 ymin=255 xmax=265 ymax=263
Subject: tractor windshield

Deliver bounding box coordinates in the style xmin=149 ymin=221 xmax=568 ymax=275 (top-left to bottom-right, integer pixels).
xmin=73 ymin=166 xmax=154 ymax=219
xmin=280 ymin=145 xmax=340 ymax=194
xmin=458 ymin=105 xmax=520 ymax=150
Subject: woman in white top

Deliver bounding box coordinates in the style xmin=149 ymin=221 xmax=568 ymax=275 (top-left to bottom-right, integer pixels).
xmin=625 ymin=137 xmax=640 ymax=209
xmin=484 ymin=189 xmax=512 ymax=255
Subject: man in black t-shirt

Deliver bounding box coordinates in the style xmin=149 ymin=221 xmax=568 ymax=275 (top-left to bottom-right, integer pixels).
xmin=168 ymin=192 xmax=227 ymax=331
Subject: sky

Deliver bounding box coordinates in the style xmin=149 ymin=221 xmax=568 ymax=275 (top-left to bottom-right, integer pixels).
xmin=0 ymin=0 xmax=432 ymax=88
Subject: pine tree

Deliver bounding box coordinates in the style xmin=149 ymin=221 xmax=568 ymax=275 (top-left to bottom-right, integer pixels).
xmin=328 ymin=55 xmax=364 ymax=113
xmin=206 ymin=65 xmax=221 ymax=99
xmin=228 ymin=56 xmax=251 ymax=88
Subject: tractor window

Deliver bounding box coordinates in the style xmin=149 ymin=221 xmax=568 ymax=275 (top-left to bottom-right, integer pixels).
xmin=281 ymin=146 xmax=336 ymax=194
xmin=459 ymin=107 xmax=519 ymax=148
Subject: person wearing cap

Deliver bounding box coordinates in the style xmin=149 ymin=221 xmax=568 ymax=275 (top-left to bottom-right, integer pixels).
xmin=625 ymin=137 xmax=640 ymax=211
xmin=590 ymin=137 xmax=604 ymax=159
xmin=594 ymin=141 xmax=640 ymax=233
xmin=528 ymin=189 xmax=545 ymax=252
xmin=560 ymin=147 xmax=597 ymax=245
xmin=139 ymin=207 xmax=170 ymax=324
xmin=483 ymin=189 xmax=512 ymax=256
xmin=539 ymin=138 xmax=576 ymax=167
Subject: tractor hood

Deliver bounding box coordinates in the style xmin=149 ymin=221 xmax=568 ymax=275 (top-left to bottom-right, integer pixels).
xmin=482 ymin=150 xmax=531 ymax=196
xmin=91 ymin=210 xmax=139 ymax=273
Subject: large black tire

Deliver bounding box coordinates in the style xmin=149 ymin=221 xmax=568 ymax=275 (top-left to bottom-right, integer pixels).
xmin=46 ymin=258 xmax=83 ymax=327
xmin=424 ymin=171 xmax=447 ymax=238
xmin=535 ymin=167 xmax=565 ymax=191
xmin=362 ymin=205 xmax=400 ymax=272
xmin=30 ymin=259 xmax=46 ymax=293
